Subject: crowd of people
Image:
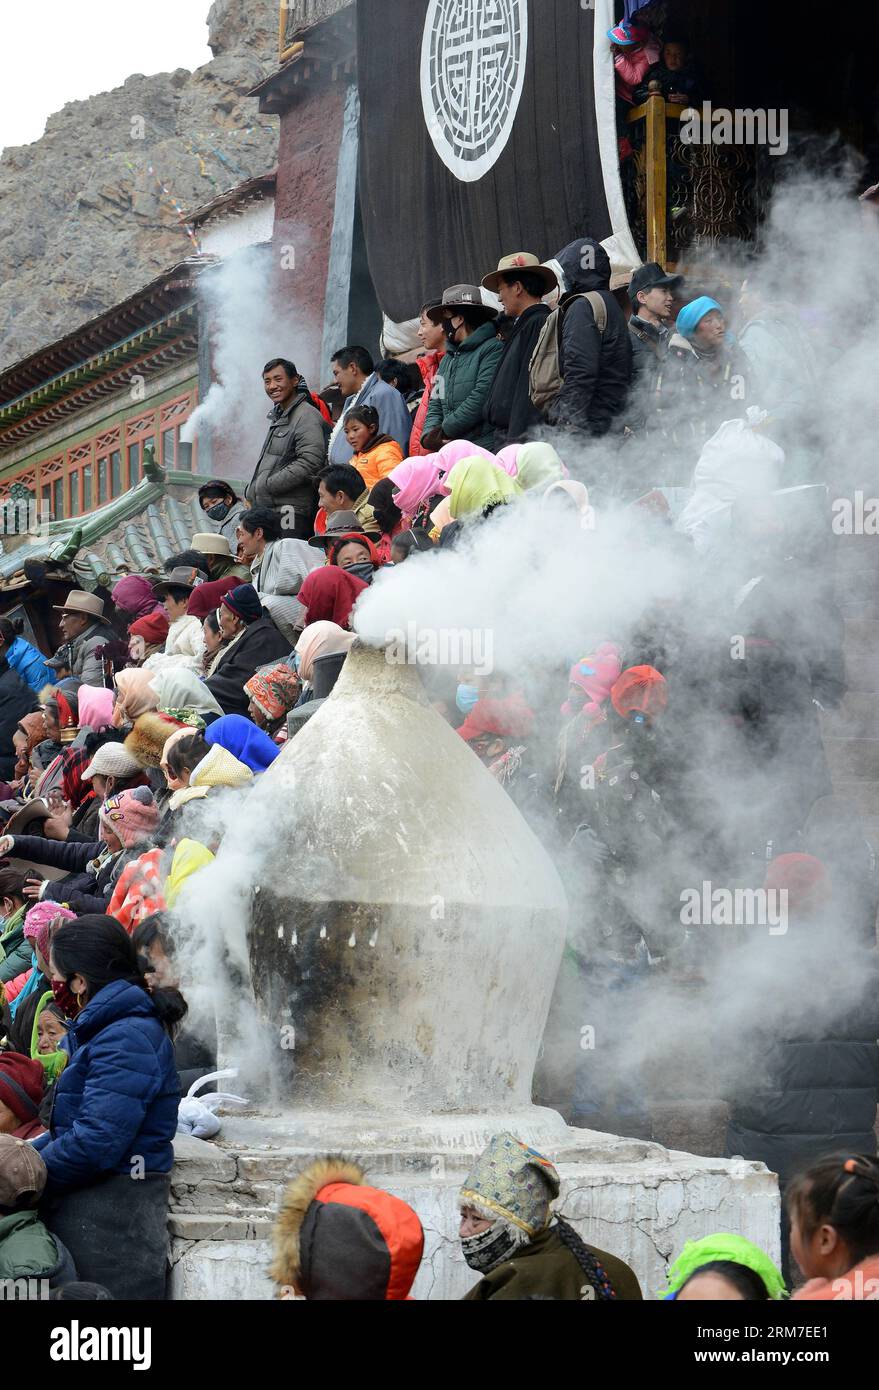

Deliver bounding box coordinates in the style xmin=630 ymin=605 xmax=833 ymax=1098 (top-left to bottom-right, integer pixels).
xmin=0 ymin=206 xmax=874 ymax=1302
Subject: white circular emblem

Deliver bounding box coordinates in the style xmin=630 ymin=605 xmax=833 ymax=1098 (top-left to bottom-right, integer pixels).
xmin=420 ymin=0 xmax=528 ymax=184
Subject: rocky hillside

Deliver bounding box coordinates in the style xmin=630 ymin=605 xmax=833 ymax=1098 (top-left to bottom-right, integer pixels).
xmin=0 ymin=0 xmax=280 ymax=372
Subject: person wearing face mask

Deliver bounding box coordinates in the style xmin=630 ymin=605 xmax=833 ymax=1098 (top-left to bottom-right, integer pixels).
xmin=459 ymin=1132 xmax=641 ymax=1300
xmin=420 ymin=285 xmax=504 ymax=455
xmin=326 ymin=532 xmax=381 ymax=586
xmin=197 ymin=483 xmax=248 ymax=549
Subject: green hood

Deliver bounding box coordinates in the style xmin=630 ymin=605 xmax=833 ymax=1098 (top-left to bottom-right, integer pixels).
xmin=0 ymin=1209 xmax=59 ymax=1282
xmin=658 ymin=1232 xmax=787 ymax=1300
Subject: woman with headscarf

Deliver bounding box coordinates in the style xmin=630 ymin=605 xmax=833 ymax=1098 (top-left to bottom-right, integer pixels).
xmin=110 ymin=575 xmax=165 ymax=627
xmin=294 ymin=623 xmax=355 ymax=706
xmin=204 ymin=714 xmax=280 ymax=775
xmin=542 ymin=479 xmax=593 ymax=526
xmin=326 ymin=532 xmax=381 ymax=585
xmin=77 ymin=686 xmax=115 ymax=733
xmin=388 ymin=455 xmax=447 ymax=533
xmin=13 ymin=713 xmax=48 ymax=785
xmin=296 ymin=568 xmax=368 ymax=630
xmin=149 ymin=667 xmax=224 ymax=726
xmin=128 ymin=611 xmax=170 ymax=666
xmin=111 ymin=669 xmax=158 ymax=729
xmin=244 ymin=665 xmax=300 ymax=744
xmin=494 ymin=443 xmax=521 ymax=477
xmin=447 ymin=457 xmax=522 ymax=523
xmin=515 ymin=442 xmax=565 ymax=493
xmin=436 ymin=439 xmax=496 ymax=485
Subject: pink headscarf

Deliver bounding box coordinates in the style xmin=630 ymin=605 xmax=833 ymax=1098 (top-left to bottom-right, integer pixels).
xmin=24 ymin=902 xmax=77 ymax=965
xmin=436 ymin=440 xmax=496 ymax=484
xmin=389 ymin=455 xmax=445 ymax=515
xmin=77 ymin=685 xmax=115 ymax=732
xmin=561 ymin=643 xmax=623 ymax=720
xmin=495 ymin=444 xmax=522 ymax=476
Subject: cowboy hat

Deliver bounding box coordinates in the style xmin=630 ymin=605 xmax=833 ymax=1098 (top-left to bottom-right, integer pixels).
xmin=52 ymin=590 xmax=104 ymax=619
xmin=191 ymin=532 xmax=233 ymax=558
xmin=308 ymin=511 xmax=366 ymax=550
xmin=152 ymin=566 xmax=207 ymax=597
xmin=481 ymin=253 xmax=559 ymax=295
xmin=425 ymin=285 xmax=498 ymax=324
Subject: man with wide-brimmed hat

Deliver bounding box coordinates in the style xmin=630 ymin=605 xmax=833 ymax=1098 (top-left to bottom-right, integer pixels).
xmin=48 ymin=591 xmax=115 ymax=686
xmin=190 ymin=532 xmax=250 ymax=584
xmin=420 ymin=285 xmax=504 ymax=455
xmin=481 ymin=253 xmax=558 ymax=448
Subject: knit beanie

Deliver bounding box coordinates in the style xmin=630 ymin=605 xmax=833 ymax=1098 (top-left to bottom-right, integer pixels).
xmin=221 ymin=584 xmax=263 ymax=625
xmin=23 ymin=903 xmax=77 ymax=965
xmin=99 ymin=786 xmax=159 ymax=848
xmin=0 ymin=1053 xmax=45 ymax=1125
xmin=129 ymin=611 xmax=171 ymax=645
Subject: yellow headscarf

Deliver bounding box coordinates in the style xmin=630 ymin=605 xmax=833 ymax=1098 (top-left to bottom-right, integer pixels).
xmin=516 ymin=442 xmax=565 ymax=492
xmin=447 ymin=457 xmax=522 ymax=521
xmin=164 ymin=838 xmax=215 ymax=908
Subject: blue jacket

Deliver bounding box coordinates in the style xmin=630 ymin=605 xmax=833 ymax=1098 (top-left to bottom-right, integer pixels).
xmin=329 ymin=374 xmax=412 ymax=466
xmin=5 ymin=636 xmax=53 ymax=694
xmin=35 ymin=979 xmax=180 ymax=1192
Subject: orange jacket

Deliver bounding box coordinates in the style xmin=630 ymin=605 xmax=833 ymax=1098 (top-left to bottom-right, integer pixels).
xmin=349 ymin=437 xmax=404 ymax=491
xmin=792 ymin=1255 xmax=879 ymax=1300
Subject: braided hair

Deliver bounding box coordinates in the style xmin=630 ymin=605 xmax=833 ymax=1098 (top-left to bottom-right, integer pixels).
xmin=554 ymin=1216 xmax=617 ymax=1300
xmin=787 ymin=1152 xmax=879 ymax=1267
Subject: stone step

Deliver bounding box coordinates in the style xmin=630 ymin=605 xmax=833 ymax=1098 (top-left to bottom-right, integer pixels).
xmin=821 ymin=693 xmax=879 ymax=739
xmin=844 ymin=654 xmax=879 ymax=693
xmin=823 ymin=737 xmax=879 ymax=782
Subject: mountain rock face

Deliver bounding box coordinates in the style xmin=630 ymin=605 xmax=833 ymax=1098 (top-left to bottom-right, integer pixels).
xmin=0 ymin=0 xmax=280 ymax=372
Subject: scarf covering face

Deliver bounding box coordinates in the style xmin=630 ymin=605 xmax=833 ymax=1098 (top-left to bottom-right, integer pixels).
xmin=457 ymin=693 xmax=535 ymax=743
xmin=515 ymin=442 xmax=565 ymax=493
xmin=244 ymin=665 xmax=300 ymax=723
xmin=447 ymin=457 xmax=522 ymax=521
xmin=77 ymin=685 xmax=115 ymax=732
xmin=297 ymin=568 xmax=368 ymax=630
xmin=204 ymin=714 xmax=280 ymax=774
xmin=111 ymin=574 xmax=165 ymax=621
xmin=388 ymin=455 xmax=446 ymax=514
xmin=461 ymin=1220 xmax=522 ymax=1274
xmin=113 ymin=668 xmax=159 ymax=726
xmin=561 ymin=643 xmax=623 ymax=719
xmin=295 ymin=622 xmax=355 ymax=684
xmin=150 ymin=667 xmax=223 ymax=719
xmin=327 ymin=532 xmax=380 ymax=571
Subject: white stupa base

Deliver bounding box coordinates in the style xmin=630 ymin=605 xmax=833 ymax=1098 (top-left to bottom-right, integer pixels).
xmin=168 ymin=1108 xmax=780 ymax=1301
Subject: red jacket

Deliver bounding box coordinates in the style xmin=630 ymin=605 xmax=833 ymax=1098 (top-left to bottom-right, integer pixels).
xmin=410 ymin=351 xmax=445 ymax=456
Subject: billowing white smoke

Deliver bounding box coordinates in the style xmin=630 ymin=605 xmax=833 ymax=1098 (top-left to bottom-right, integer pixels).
xmin=181 ymin=239 xmax=321 ymax=463
xmin=167 ymin=167 xmax=879 ymax=1120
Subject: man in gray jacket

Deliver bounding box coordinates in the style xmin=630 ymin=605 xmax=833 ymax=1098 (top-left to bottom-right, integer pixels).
xmin=47 ymin=591 xmax=116 ymax=685
xmin=246 ymin=358 xmax=330 ymax=538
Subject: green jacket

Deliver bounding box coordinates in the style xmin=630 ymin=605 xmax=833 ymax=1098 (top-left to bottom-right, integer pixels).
xmin=0 ymin=1209 xmax=62 ymax=1281
xmin=0 ymin=905 xmax=32 ymax=986
xmin=462 ymin=1223 xmax=643 ymax=1301
xmin=423 ymin=321 xmax=504 ymax=452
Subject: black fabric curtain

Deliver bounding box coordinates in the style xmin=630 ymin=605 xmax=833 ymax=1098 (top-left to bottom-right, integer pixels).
xmin=357 ymin=0 xmax=614 ymax=322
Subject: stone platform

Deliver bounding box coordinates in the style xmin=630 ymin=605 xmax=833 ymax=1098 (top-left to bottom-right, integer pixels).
xmin=168 ymin=1109 xmax=780 ymax=1301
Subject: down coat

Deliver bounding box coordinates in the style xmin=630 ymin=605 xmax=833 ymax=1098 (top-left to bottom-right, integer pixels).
xmin=34 ymin=978 xmax=179 ymax=1192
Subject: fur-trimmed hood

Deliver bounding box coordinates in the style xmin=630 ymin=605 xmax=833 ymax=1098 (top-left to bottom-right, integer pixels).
xmin=270 ymin=1156 xmax=424 ymax=1300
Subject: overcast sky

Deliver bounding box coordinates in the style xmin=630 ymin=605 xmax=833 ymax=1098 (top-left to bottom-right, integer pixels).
xmin=0 ymin=1 xmax=213 ymax=153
